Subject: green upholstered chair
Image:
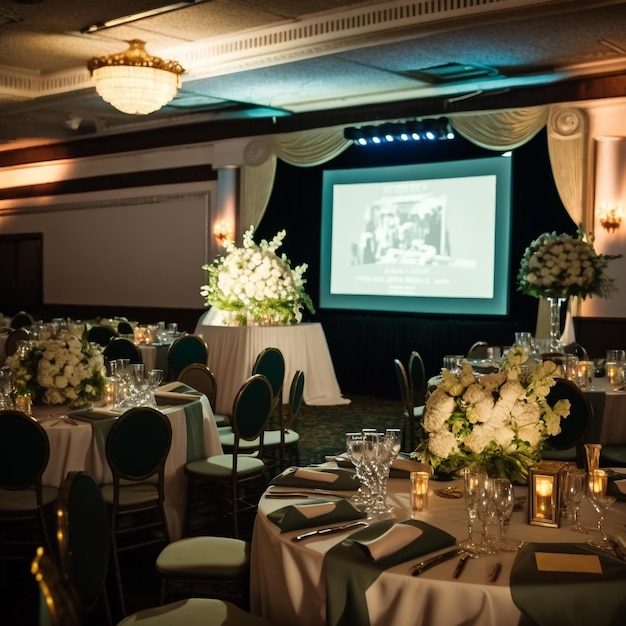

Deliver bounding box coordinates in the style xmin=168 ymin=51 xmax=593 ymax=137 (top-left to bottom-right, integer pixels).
xmin=541 ymin=378 xmax=593 ymax=468
xmin=0 ymin=410 xmax=58 ymax=564
xmin=251 ymin=347 xmax=285 ymax=429
xmin=10 ymin=310 xmax=34 ymax=330
xmin=184 ymin=374 xmax=271 ymax=539
xmin=177 ymin=363 xmax=230 ymax=427
xmin=167 ymin=334 xmax=209 ymax=381
xmin=394 ymin=358 xmax=424 ymax=453
xmin=56 ymin=471 xmax=112 ymax=625
xmin=4 ymin=327 xmax=30 ymax=357
xmin=31 ymin=546 xmax=81 ymax=626
xmin=102 ymin=337 xmax=143 ymax=369
xmin=102 ymin=407 xmax=172 ymax=616
xmin=87 ymin=325 xmax=118 ymax=347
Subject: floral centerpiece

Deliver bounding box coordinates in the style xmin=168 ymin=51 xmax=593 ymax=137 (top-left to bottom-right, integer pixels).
xmin=6 ymin=330 xmax=106 ymax=407
xmin=517 ymin=225 xmax=620 ymax=300
xmin=201 ymin=226 xmax=315 ymax=326
xmin=411 ymin=347 xmax=571 ymax=484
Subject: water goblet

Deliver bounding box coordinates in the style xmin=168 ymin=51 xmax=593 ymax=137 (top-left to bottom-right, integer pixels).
xmin=345 ymin=432 xmax=371 ymax=509
xmin=492 ymin=478 xmax=518 ymax=552
xmin=475 ymin=477 xmax=497 ymax=554
xmin=148 ymin=368 xmax=164 ymax=390
xmin=587 ymin=469 xmax=617 ymax=551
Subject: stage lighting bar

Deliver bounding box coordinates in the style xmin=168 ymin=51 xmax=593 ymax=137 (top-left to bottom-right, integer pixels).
xmin=343 ymin=117 xmax=454 ymax=146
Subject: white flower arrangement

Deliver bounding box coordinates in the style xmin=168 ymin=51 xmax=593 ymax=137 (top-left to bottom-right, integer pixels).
xmin=517 ymin=226 xmax=620 ymax=299
xmin=6 ymin=330 xmax=106 ymax=407
xmin=201 ymin=226 xmax=315 ymax=326
xmin=412 ymin=347 xmax=571 ymax=483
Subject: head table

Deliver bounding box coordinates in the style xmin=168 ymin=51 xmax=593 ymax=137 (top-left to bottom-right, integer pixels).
xmin=250 ymin=465 xmax=626 ymax=626
xmin=33 ymin=384 xmax=222 ymax=540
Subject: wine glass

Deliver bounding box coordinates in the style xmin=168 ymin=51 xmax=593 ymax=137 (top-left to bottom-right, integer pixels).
xmin=345 ymin=432 xmax=371 ymax=509
xmin=459 ymin=468 xmax=486 ymax=553
xmin=492 ymin=477 xmax=518 ymax=552
xmin=563 ymin=468 xmax=586 ymax=532
xmin=148 ymin=369 xmax=164 ymax=390
xmin=475 ymin=476 xmax=497 ymax=554
xmin=587 ymin=469 xmax=617 ymax=550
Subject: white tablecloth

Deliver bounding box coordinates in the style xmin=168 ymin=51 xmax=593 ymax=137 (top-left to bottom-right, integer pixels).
xmin=251 ymin=470 xmax=626 ymax=626
xmin=584 ymin=376 xmax=626 ymax=445
xmin=195 ymin=316 xmax=349 ymax=415
xmin=35 ymin=394 xmax=222 ymax=540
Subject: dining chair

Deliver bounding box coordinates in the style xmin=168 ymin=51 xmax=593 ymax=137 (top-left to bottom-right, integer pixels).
xmin=183 ymin=374 xmax=272 ymax=540
xmin=251 ymin=347 xmax=285 ymax=428
xmin=393 ymin=358 xmax=424 ymax=452
xmin=10 ymin=310 xmax=35 ymax=330
xmin=177 ymin=363 xmax=230 ymax=427
xmin=102 ymin=407 xmax=172 ymax=616
xmin=4 ymin=327 xmax=30 ymax=357
xmin=87 ymin=325 xmax=118 ymax=348
xmin=31 ymin=546 xmax=81 ymax=626
xmin=466 ymin=340 xmax=489 ymax=359
xmin=117 ymin=321 xmax=134 ymax=336
xmin=167 ymin=334 xmax=209 ymax=381
xmin=56 ymin=471 xmax=113 ymax=625
xmin=541 ymin=378 xmax=593 ymax=467
xmin=102 ymin=337 xmax=143 ymax=370
xmin=0 ymin=410 xmax=58 ymax=564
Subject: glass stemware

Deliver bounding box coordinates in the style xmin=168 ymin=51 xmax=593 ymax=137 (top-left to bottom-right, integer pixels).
xmin=492 ymin=477 xmax=518 ymax=552
xmin=475 ymin=476 xmax=497 ymax=555
xmin=563 ymin=468 xmax=586 ymax=532
xmin=345 ymin=432 xmax=371 ymax=509
xmin=587 ymin=469 xmax=617 ymax=551
xmin=459 ymin=468 xmax=486 ymax=553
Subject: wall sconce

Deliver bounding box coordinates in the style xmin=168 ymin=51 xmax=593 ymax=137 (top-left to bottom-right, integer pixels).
xmin=213 ymin=220 xmax=233 ymax=245
xmin=596 ymin=202 xmax=623 ymax=233
xmin=529 ymin=462 xmax=568 ymax=528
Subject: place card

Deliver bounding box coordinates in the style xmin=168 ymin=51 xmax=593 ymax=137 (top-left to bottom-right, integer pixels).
xmin=535 ymin=552 xmax=602 ymax=574
xmin=293 ymin=502 xmax=337 ymax=519
xmin=294 ymin=468 xmax=339 ymax=484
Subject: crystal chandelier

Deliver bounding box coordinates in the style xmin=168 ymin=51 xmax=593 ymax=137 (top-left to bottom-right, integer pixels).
xmin=87 ymin=40 xmax=184 ymax=115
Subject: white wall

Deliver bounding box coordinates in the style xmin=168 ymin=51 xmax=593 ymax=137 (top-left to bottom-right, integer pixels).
xmin=0 ymin=181 xmax=215 ymax=309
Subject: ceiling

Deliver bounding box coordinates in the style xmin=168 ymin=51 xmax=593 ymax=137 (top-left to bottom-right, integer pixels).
xmin=1 ymin=0 xmax=626 ymax=154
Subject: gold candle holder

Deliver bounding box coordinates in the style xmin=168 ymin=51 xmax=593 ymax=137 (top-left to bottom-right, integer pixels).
xmin=584 ymin=443 xmax=602 ymax=473
xmin=15 ymin=392 xmax=32 ymax=414
xmin=410 ymin=471 xmax=430 ymax=514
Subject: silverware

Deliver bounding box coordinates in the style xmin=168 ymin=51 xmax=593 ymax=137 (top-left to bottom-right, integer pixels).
xmin=411 ymin=548 xmax=462 ymax=576
xmin=490 ymin=562 xmax=502 ymax=583
xmin=292 ymin=520 xmax=368 ymax=542
xmin=265 ymin=492 xmax=313 ymax=499
xmin=453 ymin=553 xmax=469 ymax=579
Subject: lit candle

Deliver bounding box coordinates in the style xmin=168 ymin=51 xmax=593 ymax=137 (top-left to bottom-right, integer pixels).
xmin=104 ymin=378 xmax=116 ymax=405
xmin=410 ymin=471 xmax=430 ymax=514
xmin=15 ymin=392 xmax=32 ymax=414
xmin=606 ymin=361 xmax=623 ymax=387
xmin=535 ymin=476 xmax=553 ymax=519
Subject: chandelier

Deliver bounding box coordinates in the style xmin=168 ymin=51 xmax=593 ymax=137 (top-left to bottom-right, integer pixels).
xmin=87 ymin=40 xmax=185 ymax=115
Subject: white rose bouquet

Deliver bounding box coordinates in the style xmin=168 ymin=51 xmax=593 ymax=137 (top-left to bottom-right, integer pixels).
xmin=412 ymin=347 xmax=570 ymax=484
xmin=201 ymin=226 xmax=315 ymax=326
xmin=6 ymin=330 xmax=106 ymax=407
xmin=517 ymin=226 xmax=620 ymax=299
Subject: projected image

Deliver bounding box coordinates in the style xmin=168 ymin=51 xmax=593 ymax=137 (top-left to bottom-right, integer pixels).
xmin=320 ymin=155 xmax=512 ymax=316
xmin=334 ymin=175 xmax=496 ymax=299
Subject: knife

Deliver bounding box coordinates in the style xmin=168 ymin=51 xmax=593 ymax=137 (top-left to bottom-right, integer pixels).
xmin=490 ymin=561 xmax=503 ymax=583
xmin=453 ymin=553 xmax=470 ymax=579
xmin=411 ymin=548 xmax=462 ymax=576
xmin=292 ymin=521 xmax=368 ymax=542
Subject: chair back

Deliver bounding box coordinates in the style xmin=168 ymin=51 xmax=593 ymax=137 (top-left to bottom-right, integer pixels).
xmin=105 ymin=408 xmax=172 ymax=482
xmin=252 ymin=347 xmax=285 ymax=403
xmin=117 ymin=321 xmax=134 ymax=335
xmin=31 ymin=547 xmax=81 ymax=626
xmin=231 ymin=374 xmax=273 ymax=445
xmin=545 ymin=378 xmax=592 ymax=465
xmin=87 ymin=325 xmax=118 ymax=348
xmin=285 ymin=370 xmax=305 ymax=430
xmin=408 ymin=350 xmax=426 ymax=406
xmin=178 ymin=363 xmax=217 ymax=409
xmin=167 ymin=334 xmax=209 ymax=380
xmin=102 ymin=337 xmax=142 ymax=367
xmin=5 ymin=328 xmax=30 ymax=357
xmin=467 ymin=341 xmax=489 ymax=359
xmin=10 ymin=310 xmax=34 ymax=330
xmin=393 ymin=359 xmax=410 ymax=417
xmin=0 ymin=410 xmax=49 ymax=490
xmin=56 ymin=471 xmax=110 ymax=616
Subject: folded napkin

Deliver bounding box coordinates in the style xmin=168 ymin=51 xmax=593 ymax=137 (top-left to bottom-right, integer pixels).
xmin=389 ymin=454 xmax=432 ymax=478
xmin=267 ymin=498 xmax=365 ymax=533
xmin=158 ymin=382 xmax=201 ymax=395
xmin=69 ymin=407 xmax=119 ymax=420
xmin=270 ymin=467 xmax=358 ymax=491
xmin=608 ymin=472 xmax=626 ymax=501
xmin=155 ymin=390 xmax=197 ymax=405
xmin=324 ymin=519 xmax=456 ymax=626
xmin=510 ymin=542 xmax=626 ymax=626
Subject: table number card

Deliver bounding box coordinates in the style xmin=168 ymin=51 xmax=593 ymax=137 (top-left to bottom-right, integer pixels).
xmin=535 ymin=552 xmax=603 ymax=574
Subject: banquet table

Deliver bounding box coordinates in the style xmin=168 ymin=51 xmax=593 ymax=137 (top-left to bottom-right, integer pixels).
xmin=35 ymin=386 xmax=222 ymax=540
xmin=138 ymin=342 xmax=170 ymax=374
xmin=0 ymin=332 xmax=7 ymax=365
xmin=194 ymin=317 xmax=349 ymax=415
xmin=250 ymin=467 xmax=626 ymax=626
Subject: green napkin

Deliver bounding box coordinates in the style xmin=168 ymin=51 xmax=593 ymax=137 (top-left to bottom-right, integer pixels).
xmin=324 ymin=519 xmax=456 ymax=626
xmin=67 ymin=408 xmax=118 ymax=452
xmin=267 ymin=498 xmax=365 ymax=533
xmin=510 ymin=542 xmax=626 ymax=626
xmin=270 ymin=468 xmax=359 ymax=491
xmin=182 ymin=400 xmax=205 ymax=462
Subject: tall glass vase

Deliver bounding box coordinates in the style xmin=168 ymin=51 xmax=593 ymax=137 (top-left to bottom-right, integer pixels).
xmin=547 ymin=297 xmax=566 ymax=352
